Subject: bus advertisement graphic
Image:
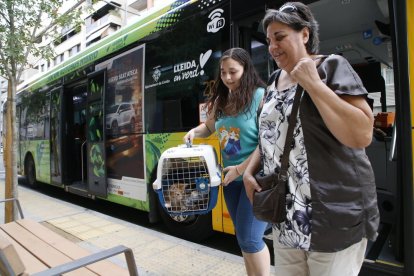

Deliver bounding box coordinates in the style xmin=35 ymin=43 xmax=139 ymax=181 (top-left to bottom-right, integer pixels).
xmin=50 ymin=90 xmax=62 ymax=184
xmin=95 ymin=45 xmax=145 ymax=200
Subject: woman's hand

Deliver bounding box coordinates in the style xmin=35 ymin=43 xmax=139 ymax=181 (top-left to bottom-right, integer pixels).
xmin=290 ymin=57 xmax=322 ymax=90
xmin=243 ymin=171 xmax=262 ymax=204
xmin=183 ymin=128 xmax=195 ymax=144
xmin=221 ymin=165 xmax=240 ymax=186
xmin=183 ymin=121 xmax=215 ymax=145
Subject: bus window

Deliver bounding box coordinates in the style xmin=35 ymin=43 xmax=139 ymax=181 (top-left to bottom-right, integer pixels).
xmin=18 ymin=91 xmax=49 ymax=140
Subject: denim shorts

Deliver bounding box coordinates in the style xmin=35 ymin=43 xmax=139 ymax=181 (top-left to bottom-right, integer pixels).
xmin=223 ymin=180 xmax=268 ymax=253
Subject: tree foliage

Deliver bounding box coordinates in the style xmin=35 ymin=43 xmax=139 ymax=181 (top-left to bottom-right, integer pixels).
xmin=0 ymin=0 xmax=85 ymax=82
xmin=0 ymin=0 xmax=86 ymax=221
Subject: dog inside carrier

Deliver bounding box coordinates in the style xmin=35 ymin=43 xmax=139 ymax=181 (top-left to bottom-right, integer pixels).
xmin=153 ymin=144 xmax=221 ymax=215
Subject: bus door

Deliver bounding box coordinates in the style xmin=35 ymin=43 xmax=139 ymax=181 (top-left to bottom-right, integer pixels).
xmin=86 ymin=70 xmax=107 ymax=197
xmin=50 ymin=86 xmax=64 ymax=186
xmin=67 ymin=84 xmax=88 ymax=185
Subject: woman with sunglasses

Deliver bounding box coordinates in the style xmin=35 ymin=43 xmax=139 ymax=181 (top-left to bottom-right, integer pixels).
xmin=243 ymin=2 xmax=379 ymax=276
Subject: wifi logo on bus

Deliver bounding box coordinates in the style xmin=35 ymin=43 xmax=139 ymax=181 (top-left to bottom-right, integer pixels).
xmin=207 ymin=9 xmax=225 ymax=33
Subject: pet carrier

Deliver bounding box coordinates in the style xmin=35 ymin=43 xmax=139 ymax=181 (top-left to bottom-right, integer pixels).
xmin=153 ymin=144 xmax=222 ymax=215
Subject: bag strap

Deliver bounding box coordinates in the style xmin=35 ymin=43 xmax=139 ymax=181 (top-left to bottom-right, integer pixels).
xmin=277 ymin=84 xmax=304 ymax=182
xmin=276 ymin=55 xmax=327 ymax=182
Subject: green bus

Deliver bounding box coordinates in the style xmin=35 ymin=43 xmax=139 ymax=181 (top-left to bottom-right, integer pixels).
xmin=14 ymin=1 xmax=413 ymax=275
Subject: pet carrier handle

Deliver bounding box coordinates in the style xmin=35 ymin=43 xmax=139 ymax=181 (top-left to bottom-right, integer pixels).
xmin=186 ymin=138 xmax=192 ymax=148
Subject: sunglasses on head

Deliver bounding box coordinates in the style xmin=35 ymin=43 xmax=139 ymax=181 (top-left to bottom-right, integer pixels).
xmin=278 ymin=4 xmax=307 ymax=21
xmin=279 ymin=4 xmax=297 ymax=13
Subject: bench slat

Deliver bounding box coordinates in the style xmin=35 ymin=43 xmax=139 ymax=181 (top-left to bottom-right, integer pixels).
xmin=0 ymin=229 xmax=48 ymax=274
xmin=17 ymin=219 xmax=129 ymax=276
xmin=0 ymin=221 xmax=97 ymax=276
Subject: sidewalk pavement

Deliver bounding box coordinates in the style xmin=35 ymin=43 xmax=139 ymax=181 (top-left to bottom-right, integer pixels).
xmin=0 ymin=180 xmax=275 ymax=275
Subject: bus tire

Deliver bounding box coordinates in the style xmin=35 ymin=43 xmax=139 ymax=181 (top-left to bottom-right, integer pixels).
xmin=25 ymin=155 xmax=38 ymax=188
xmin=158 ymin=201 xmax=214 ymax=242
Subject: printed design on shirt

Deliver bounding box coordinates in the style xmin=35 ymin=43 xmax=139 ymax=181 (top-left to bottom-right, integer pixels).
xmin=259 ymin=84 xmax=312 ymax=251
xmin=218 ymin=126 xmax=241 ymax=157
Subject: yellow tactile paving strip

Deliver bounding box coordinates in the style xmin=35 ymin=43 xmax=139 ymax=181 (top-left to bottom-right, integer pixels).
xmin=0 ymin=182 xmax=276 ymax=275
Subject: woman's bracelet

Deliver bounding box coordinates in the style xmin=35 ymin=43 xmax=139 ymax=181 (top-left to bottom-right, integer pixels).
xmin=204 ymin=123 xmax=212 ymax=134
xmin=235 ymin=165 xmax=242 ymax=176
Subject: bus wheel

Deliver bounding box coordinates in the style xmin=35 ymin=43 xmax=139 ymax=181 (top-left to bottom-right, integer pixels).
xmin=158 ymin=202 xmax=214 ymax=242
xmin=25 ymin=155 xmax=38 ymax=187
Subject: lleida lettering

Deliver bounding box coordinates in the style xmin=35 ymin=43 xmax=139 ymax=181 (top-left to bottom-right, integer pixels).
xmin=173 ymin=60 xmax=198 ymax=81
xmin=173 ymin=49 xmax=212 ymax=82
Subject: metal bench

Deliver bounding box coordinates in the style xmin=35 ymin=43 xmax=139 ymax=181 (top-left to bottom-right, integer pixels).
xmin=0 ymin=198 xmax=138 ymax=275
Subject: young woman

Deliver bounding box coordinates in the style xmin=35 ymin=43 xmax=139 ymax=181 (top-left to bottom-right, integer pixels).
xmin=184 ymin=48 xmax=271 ymax=275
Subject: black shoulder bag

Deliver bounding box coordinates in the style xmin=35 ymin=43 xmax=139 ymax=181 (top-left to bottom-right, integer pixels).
xmin=253 ymin=83 xmax=304 ymax=224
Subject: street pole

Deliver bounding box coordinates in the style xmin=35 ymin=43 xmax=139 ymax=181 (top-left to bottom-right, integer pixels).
xmin=4 ymin=80 xmax=16 ymax=222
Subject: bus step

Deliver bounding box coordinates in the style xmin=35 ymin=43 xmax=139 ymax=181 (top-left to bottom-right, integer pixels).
xmin=66 ymin=182 xmax=91 ymax=198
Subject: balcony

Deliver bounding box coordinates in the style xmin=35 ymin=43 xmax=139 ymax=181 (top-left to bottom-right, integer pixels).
xmin=86 ymin=23 xmax=120 ymax=47
xmin=128 ymin=0 xmax=148 ymax=11
xmin=86 ymin=12 xmax=122 ymax=34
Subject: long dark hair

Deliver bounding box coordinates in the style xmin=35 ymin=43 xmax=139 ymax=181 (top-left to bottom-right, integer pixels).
xmin=207 ymin=48 xmax=265 ymax=119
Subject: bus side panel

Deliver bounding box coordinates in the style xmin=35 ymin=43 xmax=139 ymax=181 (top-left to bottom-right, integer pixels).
xmin=143 ymin=1 xmax=231 ymax=231
xmin=19 ymin=140 xmax=51 ymax=184
xmin=408 ymin=0 xmax=414 ymax=125
xmin=406 ymin=1 xmax=414 ymax=275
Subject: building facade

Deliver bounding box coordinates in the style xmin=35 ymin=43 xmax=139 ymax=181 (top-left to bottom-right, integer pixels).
xmin=28 ymin=0 xmax=159 ymax=83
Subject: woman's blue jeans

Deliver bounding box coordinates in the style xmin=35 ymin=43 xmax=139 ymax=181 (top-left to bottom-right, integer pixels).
xmin=223 ymin=180 xmax=268 ymax=253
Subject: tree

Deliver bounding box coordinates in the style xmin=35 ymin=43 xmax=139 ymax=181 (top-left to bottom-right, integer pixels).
xmin=0 ymin=0 xmax=86 ymax=222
